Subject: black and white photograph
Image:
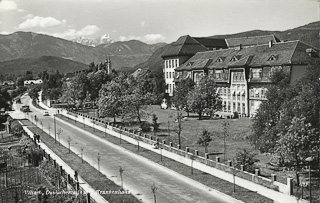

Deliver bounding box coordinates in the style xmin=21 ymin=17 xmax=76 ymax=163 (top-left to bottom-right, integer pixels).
xmin=0 ymin=0 xmax=319 ymax=202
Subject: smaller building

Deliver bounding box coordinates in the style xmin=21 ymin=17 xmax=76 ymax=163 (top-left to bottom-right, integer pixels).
xmin=24 ymin=79 xmax=43 ymax=86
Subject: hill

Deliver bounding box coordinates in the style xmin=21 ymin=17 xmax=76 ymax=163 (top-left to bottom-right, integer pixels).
xmin=0 ymin=56 xmax=88 ymax=76
xmin=135 ymin=21 xmax=320 ymax=74
xmin=0 ymin=32 xmax=167 ymax=71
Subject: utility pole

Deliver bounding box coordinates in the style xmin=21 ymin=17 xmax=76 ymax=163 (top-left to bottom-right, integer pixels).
xmin=54 ymin=114 xmax=57 ymax=143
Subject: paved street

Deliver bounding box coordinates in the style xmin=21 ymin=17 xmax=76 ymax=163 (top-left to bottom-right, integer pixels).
xmin=10 ymin=94 xmax=241 ymax=203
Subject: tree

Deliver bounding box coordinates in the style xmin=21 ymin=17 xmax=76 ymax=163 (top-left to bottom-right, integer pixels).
xmin=28 ymin=85 xmax=41 ymax=100
xmin=187 ymin=75 xmax=222 ymax=119
xmin=61 ymin=73 xmax=88 ymax=107
xmin=276 ymin=117 xmax=318 ymax=185
xmin=98 ymin=74 xmax=128 ymax=123
xmin=122 ymin=73 xmax=153 ymax=124
xmin=173 ymin=110 xmax=183 ymax=146
xmin=15 ymin=76 xmax=25 ymax=87
xmin=197 ymin=129 xmax=213 ymax=153
xmin=0 ymin=89 xmax=11 ymax=110
xmin=152 ymin=114 xmax=160 ymax=132
xmin=172 ymin=78 xmax=195 ymax=116
xmin=88 ymin=71 xmax=110 ymax=107
xmin=250 ymin=68 xmax=294 ymax=153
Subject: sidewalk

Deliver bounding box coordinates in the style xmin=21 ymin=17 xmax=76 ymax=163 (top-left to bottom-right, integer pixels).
xmin=20 ymin=122 xmax=109 ymax=203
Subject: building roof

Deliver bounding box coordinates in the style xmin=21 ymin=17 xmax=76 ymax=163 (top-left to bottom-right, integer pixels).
xmin=225 ymin=35 xmax=280 ymax=48
xmin=193 ymin=37 xmax=227 ymax=49
xmin=176 ymin=40 xmax=317 ymax=71
xmin=162 ymin=35 xmax=209 ymax=58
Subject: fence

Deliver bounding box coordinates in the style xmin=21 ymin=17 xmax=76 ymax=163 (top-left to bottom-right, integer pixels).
xmin=66 ymin=109 xmax=294 ymax=196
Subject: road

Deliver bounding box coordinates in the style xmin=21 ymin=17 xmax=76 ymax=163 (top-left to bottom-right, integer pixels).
xmin=10 ymin=94 xmax=241 ymax=203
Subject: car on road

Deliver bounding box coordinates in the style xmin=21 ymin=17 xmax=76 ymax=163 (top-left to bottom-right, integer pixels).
xmin=20 ymin=105 xmax=31 ymax=112
xmin=43 ymin=111 xmax=49 ymax=116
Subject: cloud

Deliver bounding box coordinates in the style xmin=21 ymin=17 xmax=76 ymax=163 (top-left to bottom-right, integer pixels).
xmin=0 ymin=31 xmax=11 ymax=35
xmin=18 ymin=16 xmax=64 ymax=29
xmin=141 ymin=21 xmax=146 ymax=27
xmin=0 ymin=0 xmax=17 ymax=11
xmin=22 ymin=14 xmax=34 ymax=20
xmin=119 ymin=34 xmax=166 ymax=43
xmin=144 ymin=34 xmax=166 ymax=42
xmin=49 ymin=25 xmax=100 ymax=39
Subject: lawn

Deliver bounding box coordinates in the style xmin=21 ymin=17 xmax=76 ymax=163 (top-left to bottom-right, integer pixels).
xmin=83 ymin=105 xmax=255 ymax=163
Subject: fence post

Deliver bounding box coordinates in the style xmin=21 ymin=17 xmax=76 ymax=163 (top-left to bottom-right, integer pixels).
xmin=216 ymin=157 xmax=220 ymax=163
xmin=67 ymin=174 xmax=71 ymax=184
xmin=228 ymin=160 xmax=232 ymax=167
xmin=287 ymin=178 xmax=293 ymax=195
xmin=86 ymin=193 xmax=91 ymax=203
xmin=186 ymin=147 xmax=189 ymax=152
xmin=195 ymin=150 xmax=199 ymax=156
xmin=271 ymin=174 xmax=277 ymax=182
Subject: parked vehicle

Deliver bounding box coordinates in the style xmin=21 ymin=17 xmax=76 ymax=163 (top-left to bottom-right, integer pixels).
xmin=43 ymin=111 xmax=49 ymax=116
xmin=20 ymin=105 xmax=31 ymax=112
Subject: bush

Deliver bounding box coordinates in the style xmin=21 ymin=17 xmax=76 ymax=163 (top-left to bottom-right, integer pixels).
xmin=233 ymin=149 xmax=259 ymax=173
xmin=140 ymin=122 xmax=151 ymax=132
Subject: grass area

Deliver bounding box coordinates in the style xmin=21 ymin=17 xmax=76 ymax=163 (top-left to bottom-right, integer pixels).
xmin=81 ymin=105 xmax=254 ymax=162
xmin=57 ymin=114 xmax=274 ymax=203
xmin=20 ymin=120 xmax=140 ymax=203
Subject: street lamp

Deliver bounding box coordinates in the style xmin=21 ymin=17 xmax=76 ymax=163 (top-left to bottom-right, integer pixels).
xmin=119 ymin=166 xmax=124 ymax=188
xmin=306 ymin=157 xmax=313 ymax=203
xmin=97 ymin=153 xmax=101 ymax=176
xmin=80 ymin=147 xmax=84 ymax=163
xmin=151 ymin=182 xmax=158 ymax=203
xmin=54 ymin=114 xmax=57 ymax=143
xmin=222 ymin=121 xmax=229 ymax=163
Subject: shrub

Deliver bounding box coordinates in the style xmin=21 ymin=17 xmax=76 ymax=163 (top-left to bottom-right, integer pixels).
xmin=152 ymin=114 xmax=160 ymax=132
xmin=140 ymin=122 xmax=151 ymax=132
xmin=233 ymin=149 xmax=259 ymax=173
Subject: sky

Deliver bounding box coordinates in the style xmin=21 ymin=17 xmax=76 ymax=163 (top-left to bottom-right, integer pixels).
xmin=0 ymin=0 xmax=319 ymax=44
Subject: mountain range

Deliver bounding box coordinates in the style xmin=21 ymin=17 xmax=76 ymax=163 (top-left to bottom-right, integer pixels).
xmin=0 ymin=32 xmax=167 ymax=75
xmin=0 ymin=56 xmax=88 ymax=77
xmin=72 ymin=34 xmax=114 ymax=47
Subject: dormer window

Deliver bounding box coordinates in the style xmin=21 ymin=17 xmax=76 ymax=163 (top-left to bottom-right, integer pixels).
xmin=268 ymin=55 xmax=278 ymax=61
xmin=187 ymin=62 xmax=194 ymax=66
xmin=230 ymin=55 xmax=241 ymax=62
xmin=216 ymin=57 xmax=224 ymax=62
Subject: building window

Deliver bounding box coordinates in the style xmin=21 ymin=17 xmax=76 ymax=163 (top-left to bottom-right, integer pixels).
xmin=250 ymin=89 xmax=254 ymax=97
xmin=172 ymin=72 xmax=175 ymax=78
xmin=227 ymin=101 xmax=230 ymax=111
xmin=169 ymin=84 xmax=171 ymax=92
xmin=242 ymin=103 xmax=246 ymax=114
xmin=261 ymin=89 xmax=265 ymax=98
xmin=237 ymin=102 xmax=241 ymax=112
xmin=166 ymin=72 xmax=168 ymax=79
xmin=252 ymin=68 xmax=262 ymax=79
xmin=169 ymin=72 xmax=172 ymax=78
xmin=255 ymin=88 xmax=260 ymax=98
xmin=233 ymin=102 xmax=236 ymax=112
xmin=215 ymin=70 xmax=222 ymax=79
xmin=175 ymin=59 xmax=178 ymax=67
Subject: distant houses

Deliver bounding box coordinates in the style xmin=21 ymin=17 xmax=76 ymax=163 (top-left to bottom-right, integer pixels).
xmin=24 ymin=79 xmax=43 ymax=86
xmin=162 ymin=35 xmax=319 ymax=117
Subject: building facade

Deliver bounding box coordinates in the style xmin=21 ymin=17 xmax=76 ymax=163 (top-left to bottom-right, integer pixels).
xmin=162 ymin=35 xmax=227 ymax=96
xmin=163 ymin=35 xmax=318 ymax=117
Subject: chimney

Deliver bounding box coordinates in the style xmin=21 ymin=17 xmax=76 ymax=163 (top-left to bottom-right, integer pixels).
xmin=268 ymin=40 xmax=273 ymax=48
xmin=235 ymin=44 xmax=242 ymax=51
